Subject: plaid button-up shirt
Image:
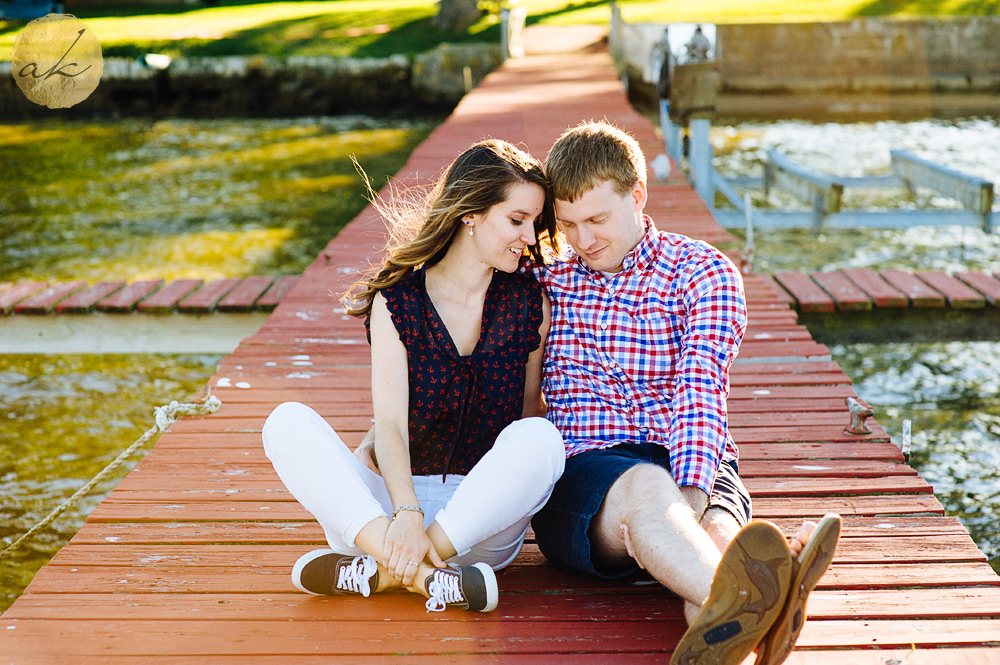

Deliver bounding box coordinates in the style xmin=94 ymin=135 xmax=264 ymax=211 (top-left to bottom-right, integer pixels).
xmin=528 ymin=217 xmax=746 ymax=495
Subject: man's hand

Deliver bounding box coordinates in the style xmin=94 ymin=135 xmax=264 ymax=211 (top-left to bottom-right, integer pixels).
xmin=679 ymin=486 xmax=709 ymax=521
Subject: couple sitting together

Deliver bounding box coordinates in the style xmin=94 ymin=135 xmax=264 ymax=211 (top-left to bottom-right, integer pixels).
xmin=262 ymin=121 xmax=841 ymax=665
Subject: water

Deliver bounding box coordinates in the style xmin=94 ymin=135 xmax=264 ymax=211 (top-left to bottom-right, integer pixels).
xmin=0 ymin=354 xmax=222 ymax=613
xmin=712 ymin=117 xmax=1000 ymax=273
xmin=1 ymin=116 xmax=436 ymax=281
xmin=832 ymin=341 xmax=1000 ymax=574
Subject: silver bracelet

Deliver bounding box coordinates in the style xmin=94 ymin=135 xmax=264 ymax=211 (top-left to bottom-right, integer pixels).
xmin=391 ymin=505 xmax=423 ymax=520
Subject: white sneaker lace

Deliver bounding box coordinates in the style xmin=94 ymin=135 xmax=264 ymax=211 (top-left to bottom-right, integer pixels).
xmin=336 ymin=554 xmax=377 ymax=597
xmin=425 ymin=569 xmax=463 ymax=612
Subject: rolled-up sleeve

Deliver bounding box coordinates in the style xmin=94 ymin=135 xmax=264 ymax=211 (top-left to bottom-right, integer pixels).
xmin=666 ymin=253 xmax=746 ymax=495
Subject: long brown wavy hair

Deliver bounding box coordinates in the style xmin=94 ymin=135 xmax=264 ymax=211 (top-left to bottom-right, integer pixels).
xmin=344 ymin=139 xmax=559 ymax=318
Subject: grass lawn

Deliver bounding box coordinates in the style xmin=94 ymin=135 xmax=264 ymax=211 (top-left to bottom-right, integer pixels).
xmin=2 ymin=0 xmax=994 ymax=60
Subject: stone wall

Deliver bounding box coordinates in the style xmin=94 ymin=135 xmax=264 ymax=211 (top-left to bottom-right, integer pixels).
xmin=0 ymin=44 xmax=502 ymax=119
xmin=718 ymin=19 xmax=1000 ymax=94
xmin=613 ymin=17 xmax=1000 ymax=120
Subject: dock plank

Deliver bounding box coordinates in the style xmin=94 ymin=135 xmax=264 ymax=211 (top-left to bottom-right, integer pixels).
xmin=0 ymin=281 xmax=48 ymax=314
xmin=13 ymin=281 xmax=88 ymax=314
xmin=97 ymin=280 xmax=164 ymax=312
xmin=767 ymin=272 xmax=835 ymax=312
xmin=881 ymin=269 xmax=946 ymax=307
xmin=177 ymin=278 xmax=242 ymax=313
xmin=3 ymin=29 xmax=998 ymax=665
xmin=917 ymin=270 xmax=986 ymax=308
xmin=256 ymin=275 xmax=300 ymax=310
xmin=811 ymin=271 xmax=873 ymax=311
xmin=83 ymin=494 xmax=947 ymax=522
xmin=956 ymin=271 xmax=1000 ymax=306
xmin=55 ymin=281 xmax=126 ymax=313
xmin=136 ymin=279 xmax=204 ymax=312
xmin=841 ymin=268 xmax=909 ymax=307
xmin=218 ymin=276 xmax=275 ymax=312
xmin=754 ymin=273 xmax=796 ymax=307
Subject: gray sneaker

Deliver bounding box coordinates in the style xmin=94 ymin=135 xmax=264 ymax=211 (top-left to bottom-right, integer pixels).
xmin=291 ymin=549 xmax=378 ymax=597
xmin=424 ymin=562 xmax=498 ymax=613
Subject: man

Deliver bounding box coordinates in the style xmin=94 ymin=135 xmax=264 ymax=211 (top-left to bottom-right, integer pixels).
xmin=527 ymin=121 xmax=839 ymax=665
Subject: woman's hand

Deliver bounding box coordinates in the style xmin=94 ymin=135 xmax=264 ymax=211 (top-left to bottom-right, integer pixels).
xmin=382 ymin=511 xmax=447 ymax=586
xmin=354 ymin=437 xmax=380 ymax=475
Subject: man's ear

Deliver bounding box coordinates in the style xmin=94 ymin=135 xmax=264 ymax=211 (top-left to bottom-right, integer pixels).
xmin=631 ymin=180 xmax=648 ymax=212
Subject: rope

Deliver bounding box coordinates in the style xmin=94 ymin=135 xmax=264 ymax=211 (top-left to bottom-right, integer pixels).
xmin=0 ymin=395 xmax=222 ymax=560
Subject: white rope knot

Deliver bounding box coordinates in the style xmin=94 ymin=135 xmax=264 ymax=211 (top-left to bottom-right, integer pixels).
xmin=153 ymin=401 xmax=179 ymax=432
xmin=0 ymin=394 xmax=222 ymax=560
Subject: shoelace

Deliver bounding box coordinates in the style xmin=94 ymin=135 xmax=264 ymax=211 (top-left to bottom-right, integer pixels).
xmin=425 ymin=569 xmax=463 ymax=612
xmin=337 ymin=554 xmax=377 ymax=597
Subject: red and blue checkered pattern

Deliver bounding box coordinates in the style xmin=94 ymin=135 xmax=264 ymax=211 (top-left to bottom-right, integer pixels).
xmin=529 ymin=217 xmax=747 ymax=495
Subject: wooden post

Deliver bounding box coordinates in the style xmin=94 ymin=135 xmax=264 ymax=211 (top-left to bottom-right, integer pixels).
xmin=500 ymin=6 xmax=526 ymax=60
xmin=659 ymin=99 xmax=682 ymax=164
xmin=670 ymin=62 xmax=719 ymax=209
xmin=766 ymin=149 xmax=843 ymax=234
xmin=609 ymin=2 xmax=622 ymax=64
xmin=500 ymin=8 xmax=510 ymax=60
xmin=690 ymin=118 xmax=713 ymax=208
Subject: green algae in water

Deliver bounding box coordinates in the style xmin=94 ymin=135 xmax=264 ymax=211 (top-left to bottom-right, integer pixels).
xmin=0 ymin=116 xmax=436 ymax=282
xmin=832 ymin=341 xmax=1000 ymax=574
xmin=0 ymin=354 xmax=221 ymax=613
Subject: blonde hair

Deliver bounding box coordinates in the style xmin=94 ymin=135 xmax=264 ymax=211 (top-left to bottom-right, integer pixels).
xmin=545 ymin=121 xmax=646 ymax=202
xmin=344 ymin=139 xmax=558 ymax=318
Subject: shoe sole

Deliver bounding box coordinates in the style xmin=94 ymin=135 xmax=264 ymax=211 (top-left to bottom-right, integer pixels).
xmin=755 ymin=514 xmax=842 ymax=665
xmin=291 ymin=548 xmax=337 ymax=595
xmin=471 ymin=562 xmax=499 ymax=612
xmin=670 ymin=520 xmax=794 ymax=665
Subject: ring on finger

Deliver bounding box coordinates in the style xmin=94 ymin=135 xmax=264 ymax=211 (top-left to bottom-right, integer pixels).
xmin=407 ymin=560 xmax=418 ymax=567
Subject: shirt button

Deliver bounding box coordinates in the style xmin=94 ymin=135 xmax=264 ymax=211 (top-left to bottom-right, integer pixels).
xmin=601 ymin=323 xmax=608 ymax=330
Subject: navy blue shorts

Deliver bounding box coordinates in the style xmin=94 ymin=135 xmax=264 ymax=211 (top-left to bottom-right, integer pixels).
xmin=531 ymin=442 xmax=751 ymax=579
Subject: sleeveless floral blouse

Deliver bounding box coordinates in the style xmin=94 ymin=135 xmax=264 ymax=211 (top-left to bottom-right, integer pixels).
xmin=366 ymin=269 xmax=543 ymax=476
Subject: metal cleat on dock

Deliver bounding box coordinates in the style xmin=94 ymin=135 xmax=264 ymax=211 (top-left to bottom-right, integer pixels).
xmin=844 ymin=396 xmax=874 ymax=435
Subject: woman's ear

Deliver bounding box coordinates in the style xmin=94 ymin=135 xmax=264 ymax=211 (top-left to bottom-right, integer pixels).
xmin=462 ymin=212 xmax=480 ymax=227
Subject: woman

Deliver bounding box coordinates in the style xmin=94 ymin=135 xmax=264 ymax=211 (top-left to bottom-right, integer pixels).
xmin=262 ymin=139 xmax=565 ymax=613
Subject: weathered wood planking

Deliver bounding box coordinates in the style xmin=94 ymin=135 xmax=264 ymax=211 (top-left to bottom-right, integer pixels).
xmin=3 ymin=28 xmax=999 ymax=665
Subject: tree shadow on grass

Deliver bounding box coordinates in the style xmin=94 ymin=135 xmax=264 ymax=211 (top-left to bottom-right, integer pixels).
xmin=96 ymin=8 xmax=482 ymax=59
xmin=524 ymin=0 xmax=609 ymax=26
xmin=354 ymin=0 xmax=612 ymax=57
xmin=850 ymin=0 xmax=1000 ymax=16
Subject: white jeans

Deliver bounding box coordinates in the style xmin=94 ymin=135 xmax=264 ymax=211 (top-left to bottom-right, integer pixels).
xmin=262 ymin=401 xmax=565 ymax=569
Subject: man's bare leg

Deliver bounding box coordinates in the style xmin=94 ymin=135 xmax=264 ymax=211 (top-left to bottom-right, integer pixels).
xmin=613 ymin=485 xmax=819 ymax=626
xmin=590 ymin=464 xmax=722 ymax=612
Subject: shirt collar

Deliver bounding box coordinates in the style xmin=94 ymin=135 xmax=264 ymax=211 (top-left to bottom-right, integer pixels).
xmin=572 ymin=214 xmax=660 ymax=279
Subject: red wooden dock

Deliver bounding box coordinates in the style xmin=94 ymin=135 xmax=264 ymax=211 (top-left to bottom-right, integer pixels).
xmin=770 ymin=269 xmax=1000 ymax=312
xmin=0 ymin=276 xmax=299 ymax=315
xmin=3 ymin=29 xmax=1000 ymax=664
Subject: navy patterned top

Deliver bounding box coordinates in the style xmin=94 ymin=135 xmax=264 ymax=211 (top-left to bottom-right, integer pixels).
xmin=365 ymin=269 xmax=544 ymax=476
